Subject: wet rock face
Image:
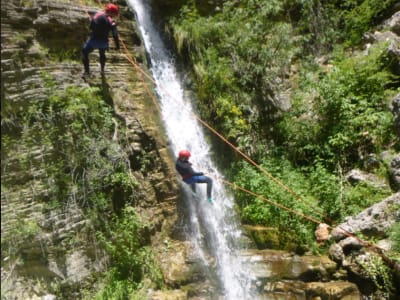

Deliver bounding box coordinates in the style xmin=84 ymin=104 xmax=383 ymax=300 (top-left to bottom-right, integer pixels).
xmin=390 ymin=153 xmax=400 ymax=190
xmin=392 ymin=93 xmax=400 ymax=143
xmin=240 ymin=249 xmax=361 ymax=299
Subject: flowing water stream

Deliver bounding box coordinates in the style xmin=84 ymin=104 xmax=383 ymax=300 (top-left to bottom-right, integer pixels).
xmin=128 ymin=1 xmax=258 ymax=298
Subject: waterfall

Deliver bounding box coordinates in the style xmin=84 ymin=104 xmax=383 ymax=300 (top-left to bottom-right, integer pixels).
xmin=128 ymin=1 xmax=257 ymax=298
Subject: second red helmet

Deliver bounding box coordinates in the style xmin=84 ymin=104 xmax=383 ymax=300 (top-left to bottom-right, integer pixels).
xmin=178 ymin=150 xmax=191 ymax=159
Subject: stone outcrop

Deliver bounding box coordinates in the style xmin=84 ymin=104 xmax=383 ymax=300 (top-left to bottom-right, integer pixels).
xmin=329 ymin=193 xmax=400 ymax=296
xmin=331 ymin=193 xmax=400 ymax=241
xmin=345 ymin=169 xmax=389 ymax=190
xmin=392 ymin=93 xmax=400 ymax=141
xmin=240 ymin=249 xmax=361 ymax=299
xmin=389 ymin=153 xmax=400 ymax=190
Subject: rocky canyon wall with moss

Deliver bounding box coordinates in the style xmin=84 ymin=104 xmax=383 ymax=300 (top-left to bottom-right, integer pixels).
xmin=1 ymin=0 xmax=185 ymax=298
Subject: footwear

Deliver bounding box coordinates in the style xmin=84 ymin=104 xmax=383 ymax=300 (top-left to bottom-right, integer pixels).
xmin=207 ymin=197 xmax=214 ymax=204
xmin=81 ymin=72 xmax=91 ymax=79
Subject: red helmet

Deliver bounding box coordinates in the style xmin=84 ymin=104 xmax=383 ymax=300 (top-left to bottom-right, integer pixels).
xmin=178 ymin=150 xmax=191 ymax=159
xmin=105 ymin=3 xmax=119 ymax=15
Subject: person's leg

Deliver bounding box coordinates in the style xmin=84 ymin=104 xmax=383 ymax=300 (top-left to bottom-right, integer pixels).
xmin=205 ymin=176 xmax=213 ymax=199
xmin=190 ymin=183 xmax=196 ymax=194
xmin=81 ymin=43 xmax=94 ymax=74
xmin=183 ymin=178 xmax=197 ymax=195
xmin=194 ymin=176 xmax=213 ymax=199
xmin=99 ymin=48 xmax=106 ymax=74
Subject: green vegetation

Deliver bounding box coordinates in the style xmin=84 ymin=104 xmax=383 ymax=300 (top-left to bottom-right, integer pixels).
xmin=338 ymin=0 xmax=397 ymax=46
xmin=389 ymin=221 xmax=400 ymax=253
xmin=358 ymin=254 xmax=395 ymax=297
xmin=1 ymin=75 xmax=160 ymax=299
xmin=230 ymin=156 xmax=318 ymax=251
xmin=92 ymin=207 xmax=163 ymax=300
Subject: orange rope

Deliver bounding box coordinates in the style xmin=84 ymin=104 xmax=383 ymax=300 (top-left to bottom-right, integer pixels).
xmin=118 ymin=39 xmax=335 ymax=225
xmin=219 ymin=176 xmax=398 ymax=270
xmin=120 ymin=39 xmax=163 ymax=116
xmin=192 ymin=113 xmax=333 ymax=224
xmin=122 ymin=45 xmax=332 ymax=225
xmin=83 ymin=1 xmax=329 ymax=223
xmin=221 ymin=178 xmax=323 ymax=225
xmin=82 ymin=1 xmax=356 ymax=229
xmin=118 ymin=35 xmax=330 ymax=225
xmin=117 ymin=37 xmax=332 ymax=224
xmin=80 ymin=1 xmax=399 ymax=271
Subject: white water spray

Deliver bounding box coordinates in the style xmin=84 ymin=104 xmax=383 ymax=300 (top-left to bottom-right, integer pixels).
xmin=128 ymin=1 xmax=257 ymax=298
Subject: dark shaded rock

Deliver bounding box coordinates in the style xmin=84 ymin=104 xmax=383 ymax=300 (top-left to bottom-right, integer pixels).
xmin=389 ymin=153 xmax=400 ymax=190
xmin=392 ymin=93 xmax=400 ymax=139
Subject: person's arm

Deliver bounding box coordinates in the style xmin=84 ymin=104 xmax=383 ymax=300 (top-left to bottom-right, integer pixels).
xmin=176 ymin=160 xmax=202 ymax=177
xmin=187 ymin=164 xmax=203 ymax=176
xmin=110 ymin=21 xmax=120 ymax=50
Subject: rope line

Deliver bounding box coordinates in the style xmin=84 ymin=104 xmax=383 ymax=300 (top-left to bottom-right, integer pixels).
xmin=192 ymin=113 xmax=333 ymax=224
xmin=220 ymin=178 xmax=323 ymax=225
xmin=119 ymin=38 xmax=332 ymax=224
xmin=119 ymin=44 xmax=334 ymax=225
xmin=118 ymin=49 xmax=387 ymax=264
xmin=82 ymin=0 xmax=329 ymax=224
xmin=218 ymin=176 xmax=398 ymax=270
xmin=80 ymin=1 xmax=398 ymax=271
xmin=118 ymin=34 xmax=328 ymax=227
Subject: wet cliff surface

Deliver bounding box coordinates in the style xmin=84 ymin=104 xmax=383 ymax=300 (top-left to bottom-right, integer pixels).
xmin=1 ymin=0 xmax=180 ymax=298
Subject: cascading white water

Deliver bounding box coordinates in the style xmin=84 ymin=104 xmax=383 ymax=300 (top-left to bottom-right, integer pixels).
xmin=128 ymin=1 xmax=257 ymax=298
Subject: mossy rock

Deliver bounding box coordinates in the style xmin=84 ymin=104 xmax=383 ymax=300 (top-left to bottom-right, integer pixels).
xmin=243 ymin=225 xmax=280 ymax=249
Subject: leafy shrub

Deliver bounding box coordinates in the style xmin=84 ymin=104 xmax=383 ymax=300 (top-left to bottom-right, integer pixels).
xmin=307 ymin=163 xmax=342 ymax=220
xmin=358 ymin=253 xmax=395 ymax=296
xmin=95 ymin=206 xmax=163 ymax=298
xmin=316 ymin=43 xmax=396 ymax=169
xmin=341 ymin=183 xmax=391 ymax=216
xmin=276 ymin=42 xmax=397 ymax=171
xmin=92 ymin=277 xmax=133 ymax=300
xmin=338 ymin=0 xmax=398 ymax=46
xmin=231 ymin=156 xmax=320 ymax=248
xmin=169 ymin=0 xmax=297 ymax=146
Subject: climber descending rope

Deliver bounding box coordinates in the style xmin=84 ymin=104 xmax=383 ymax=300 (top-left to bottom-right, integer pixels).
xmin=81 ymin=3 xmax=121 ymax=80
xmin=175 ymin=150 xmax=214 ymax=204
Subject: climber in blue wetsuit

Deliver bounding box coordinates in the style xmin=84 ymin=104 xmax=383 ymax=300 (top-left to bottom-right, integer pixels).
xmin=81 ymin=3 xmax=120 ymax=78
xmin=175 ymin=150 xmax=213 ymax=203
